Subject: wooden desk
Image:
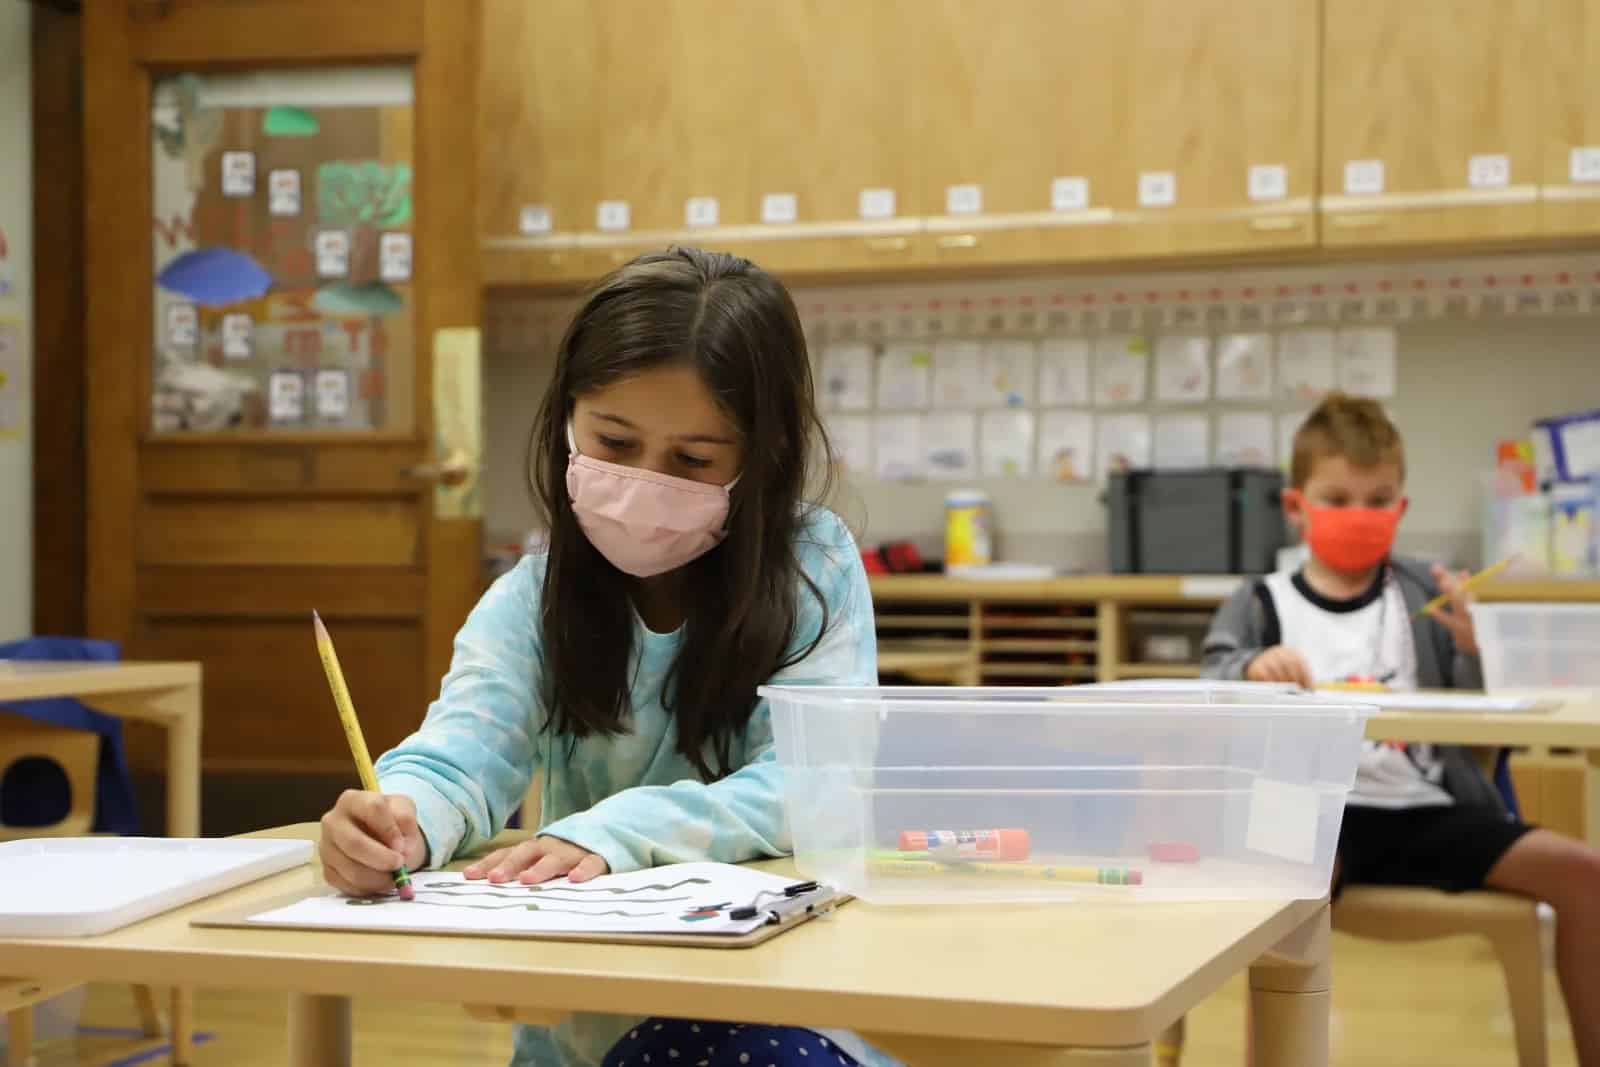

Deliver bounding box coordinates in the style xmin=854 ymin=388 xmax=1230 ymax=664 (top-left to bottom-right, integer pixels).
xmin=0 ymin=661 xmax=202 ymax=837
xmin=0 ymin=825 xmax=1334 ymax=1067
xmin=1364 ymin=696 xmax=1600 ymax=847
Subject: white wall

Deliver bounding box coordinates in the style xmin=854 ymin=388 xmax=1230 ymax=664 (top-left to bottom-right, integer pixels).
xmin=0 ymin=4 xmax=32 ymax=640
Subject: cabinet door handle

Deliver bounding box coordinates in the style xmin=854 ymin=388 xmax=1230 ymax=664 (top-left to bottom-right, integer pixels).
xmin=937 ymin=233 xmax=980 ymax=249
xmin=864 ymin=237 xmax=909 ymax=253
xmin=1249 ymin=216 xmax=1302 ymax=233
xmin=1330 ymin=213 xmax=1385 ymax=230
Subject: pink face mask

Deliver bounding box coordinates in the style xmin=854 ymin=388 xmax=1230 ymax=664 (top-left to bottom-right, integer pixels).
xmin=565 ymin=423 xmax=736 ymax=578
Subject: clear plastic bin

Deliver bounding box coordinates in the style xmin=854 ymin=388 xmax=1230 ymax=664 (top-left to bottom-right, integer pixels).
xmin=1469 ymin=602 xmax=1600 ymax=695
xmin=761 ymin=685 xmax=1373 ymax=904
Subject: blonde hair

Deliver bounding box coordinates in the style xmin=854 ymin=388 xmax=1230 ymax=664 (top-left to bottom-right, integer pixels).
xmin=1290 ymin=392 xmax=1405 ymax=488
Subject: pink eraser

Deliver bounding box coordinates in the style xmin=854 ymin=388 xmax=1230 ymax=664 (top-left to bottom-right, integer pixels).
xmin=397 ymin=882 xmax=416 ymax=901
xmin=1147 ymin=842 xmax=1200 ymax=863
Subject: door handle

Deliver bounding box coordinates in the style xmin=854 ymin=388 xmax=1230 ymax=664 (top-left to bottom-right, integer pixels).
xmin=401 ymin=457 xmax=472 ymax=486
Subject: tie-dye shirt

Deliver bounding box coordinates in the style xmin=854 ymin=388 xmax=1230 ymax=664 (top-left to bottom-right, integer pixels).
xmin=375 ymin=507 xmax=890 ymax=1067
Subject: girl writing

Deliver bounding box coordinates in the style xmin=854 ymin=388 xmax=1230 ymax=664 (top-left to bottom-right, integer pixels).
xmin=317 ymin=248 xmax=888 ymax=1067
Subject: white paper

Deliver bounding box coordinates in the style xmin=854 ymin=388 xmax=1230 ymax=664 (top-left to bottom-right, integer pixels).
xmin=945 ymin=184 xmax=983 ymax=215
xmin=268 ymin=371 xmax=305 ymax=422
xmin=1051 ymin=176 xmax=1090 ymax=212
xmin=1138 ymin=171 xmax=1177 ymax=207
xmin=1216 ymin=412 xmax=1276 ymax=468
xmin=1093 ymin=334 xmax=1149 ymax=407
xmin=875 ymin=342 xmax=932 ymax=410
xmin=1037 ymin=410 xmax=1094 ymax=484
xmin=761 ymin=193 xmax=798 ymax=224
xmin=221 ymin=150 xmax=255 ymax=198
xmin=1468 ymin=154 xmax=1510 ymax=189
xmin=1335 ymin=326 xmax=1397 ymax=398
xmin=596 ymin=201 xmax=631 ymax=231
xmin=379 ymin=233 xmax=412 ymax=283
xmin=165 ymin=302 xmax=198 ymax=349
xmin=1278 ymin=411 xmax=1310 ymax=470
xmin=1153 ymin=414 xmax=1210 ymax=469
xmin=1357 ymin=692 xmax=1548 ymax=712
xmin=1248 ymin=164 xmax=1288 ymax=202
xmin=221 ymin=313 xmax=253 ymax=360
xmin=1096 ymin=413 xmax=1152 ymax=478
xmin=859 ymin=188 xmax=896 ymax=220
xmin=1037 ymin=338 xmax=1092 ymax=406
xmin=1215 ymin=332 xmax=1274 ymax=400
xmin=874 ymin=413 xmax=923 ymax=480
xmin=931 ymin=340 xmax=984 ymax=409
xmin=315 ymin=231 xmax=350 ymax=279
xmin=685 ymin=197 xmax=719 ymax=228
xmin=314 ymin=369 xmax=350 ymax=420
xmin=818 ymin=343 xmax=872 ymax=412
xmin=1154 ymin=334 xmax=1211 ymax=403
xmin=1343 ymin=159 xmax=1385 ymax=196
xmin=1572 ymin=146 xmax=1600 ymax=184
xmin=247 ymin=863 xmax=806 ymax=939
xmin=268 ymin=169 xmax=301 ymax=217
xmin=923 ymin=412 xmax=977 ymax=480
xmin=1277 ymin=328 xmax=1336 ymax=402
xmin=980 ymin=410 xmax=1035 ymax=477
xmin=826 ymin=414 xmax=872 ymax=478
xmin=981 ymin=340 xmax=1036 ymax=407
xmin=518 ymin=204 xmax=552 ymax=235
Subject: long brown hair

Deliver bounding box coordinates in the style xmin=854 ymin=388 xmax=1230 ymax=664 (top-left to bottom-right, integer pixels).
xmin=527 ymin=247 xmax=832 ymax=780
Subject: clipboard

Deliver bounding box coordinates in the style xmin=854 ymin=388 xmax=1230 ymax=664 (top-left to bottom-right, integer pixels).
xmin=193 ymin=876 xmax=849 ymax=951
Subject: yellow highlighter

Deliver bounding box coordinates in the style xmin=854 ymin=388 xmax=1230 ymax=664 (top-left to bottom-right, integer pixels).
xmin=1413 ymin=556 xmax=1516 ymax=619
xmin=313 ymin=611 xmax=414 ymax=900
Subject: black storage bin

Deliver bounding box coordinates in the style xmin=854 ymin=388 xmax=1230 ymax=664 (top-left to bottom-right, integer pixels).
xmin=1106 ymin=468 xmax=1287 ymax=574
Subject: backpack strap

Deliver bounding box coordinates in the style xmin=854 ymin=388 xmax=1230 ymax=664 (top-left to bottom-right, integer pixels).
xmin=1252 ymin=578 xmax=1282 ymax=648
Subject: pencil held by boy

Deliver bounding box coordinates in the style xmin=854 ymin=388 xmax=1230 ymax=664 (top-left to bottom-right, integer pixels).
xmin=1201 ymin=393 xmax=1600 ymax=1066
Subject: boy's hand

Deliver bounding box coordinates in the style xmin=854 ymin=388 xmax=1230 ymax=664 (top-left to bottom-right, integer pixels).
xmin=464 ymin=835 xmax=610 ymax=885
xmin=1246 ymin=645 xmax=1314 ymax=688
xmin=319 ymin=790 xmax=427 ymax=897
xmin=1426 ymin=563 xmax=1480 ymax=656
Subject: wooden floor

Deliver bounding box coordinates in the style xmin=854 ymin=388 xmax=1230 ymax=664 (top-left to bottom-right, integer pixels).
xmin=19 ymin=933 xmax=1576 ymax=1066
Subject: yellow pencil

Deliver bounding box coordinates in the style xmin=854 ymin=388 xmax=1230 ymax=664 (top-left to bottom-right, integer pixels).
xmin=1414 ymin=555 xmax=1516 ymax=618
xmin=312 ymin=611 xmax=414 ymax=900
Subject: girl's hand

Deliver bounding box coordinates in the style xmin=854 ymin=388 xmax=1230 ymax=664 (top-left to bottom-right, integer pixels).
xmin=463 ymin=835 xmax=610 ymax=884
xmin=319 ymin=790 xmax=427 ymax=897
xmin=1246 ymin=645 xmax=1314 ymax=688
xmin=1427 ymin=563 xmax=1480 ymax=656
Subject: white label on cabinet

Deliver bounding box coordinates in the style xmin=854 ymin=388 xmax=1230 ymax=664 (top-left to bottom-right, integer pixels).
xmin=221 ymin=151 xmax=255 ymax=198
xmin=165 ymin=302 xmax=198 ymax=349
xmin=1248 ymin=164 xmax=1288 ymax=202
xmin=1468 ymin=153 xmax=1510 ymax=189
xmin=1050 ymin=176 xmax=1090 ymax=212
xmin=268 ymin=371 xmax=305 ymax=422
xmin=221 ymin=313 xmax=253 ymax=360
xmin=858 ymin=187 xmax=896 ymax=220
xmin=685 ymin=196 xmax=720 ymax=228
xmin=315 ymin=230 xmax=350 ymax=278
xmin=1138 ymin=171 xmax=1177 ymax=207
xmin=314 ymin=369 xmax=351 ymax=420
xmin=945 ymin=184 xmax=983 ymax=215
xmin=596 ymin=200 xmax=631 ymax=231
xmin=761 ymin=193 xmax=798 ymax=224
xmin=518 ymin=205 xmax=553 ymax=235
xmin=268 ymin=169 xmax=301 ymax=217
xmin=1343 ymin=159 xmax=1385 ymax=195
xmin=1571 ymin=146 xmax=1600 ymax=184
xmin=379 ymin=233 xmax=413 ymax=283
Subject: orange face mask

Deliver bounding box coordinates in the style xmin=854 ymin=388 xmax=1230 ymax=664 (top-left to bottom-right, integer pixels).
xmin=1285 ymin=490 xmax=1404 ymax=573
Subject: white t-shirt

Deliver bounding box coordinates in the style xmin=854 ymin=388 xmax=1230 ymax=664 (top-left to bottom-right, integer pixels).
xmin=1263 ymin=567 xmax=1452 ymax=809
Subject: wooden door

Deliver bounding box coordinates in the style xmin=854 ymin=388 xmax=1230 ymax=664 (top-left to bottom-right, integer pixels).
xmin=1321 ymin=0 xmax=1543 ymax=249
xmin=84 ymin=2 xmax=482 ymax=787
xmin=1543 ymin=0 xmax=1600 ymax=235
xmin=917 ymin=0 xmax=1318 ymax=268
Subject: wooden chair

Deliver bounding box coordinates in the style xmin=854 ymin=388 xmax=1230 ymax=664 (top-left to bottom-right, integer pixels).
xmin=0 ymin=715 xmax=195 ymax=1066
xmin=1155 ymin=886 xmax=1548 ymax=1067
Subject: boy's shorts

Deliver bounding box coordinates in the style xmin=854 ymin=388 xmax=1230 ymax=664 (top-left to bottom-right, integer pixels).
xmin=1336 ymin=804 xmax=1535 ymax=895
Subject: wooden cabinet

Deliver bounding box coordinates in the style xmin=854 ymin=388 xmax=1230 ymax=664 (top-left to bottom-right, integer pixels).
xmin=1321 ymin=0 xmax=1544 ymax=249
xmin=1543 ymin=0 xmax=1600 ymax=235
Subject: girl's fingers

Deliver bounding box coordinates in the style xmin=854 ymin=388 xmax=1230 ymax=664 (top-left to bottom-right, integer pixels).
xmin=519 ymin=850 xmax=575 ymax=885
xmin=568 ymin=853 xmax=609 ymax=883
xmin=323 ymin=814 xmax=403 ymax=873
xmin=322 ymin=847 xmax=394 ymax=897
xmin=464 ymin=848 xmax=511 ymax=879
xmin=488 ymin=840 xmax=546 ymax=882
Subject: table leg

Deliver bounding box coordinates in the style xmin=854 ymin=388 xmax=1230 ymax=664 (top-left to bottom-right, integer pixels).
xmin=170 ymin=987 xmax=194 ymax=1064
xmin=862 ymin=1033 xmax=1150 ymax=1066
xmin=1249 ymin=902 xmax=1331 ymax=1067
xmin=288 ymin=994 xmax=350 ymax=1067
xmin=165 ymin=690 xmax=202 ymax=839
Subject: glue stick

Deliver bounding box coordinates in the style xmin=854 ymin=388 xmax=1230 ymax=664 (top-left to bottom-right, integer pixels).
xmin=897 ymin=828 xmax=1030 ymax=861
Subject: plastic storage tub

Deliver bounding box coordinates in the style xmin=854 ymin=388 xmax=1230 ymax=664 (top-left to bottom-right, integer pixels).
xmin=1469 ymin=602 xmax=1600 ymax=695
xmin=761 ymin=685 xmax=1373 ymax=904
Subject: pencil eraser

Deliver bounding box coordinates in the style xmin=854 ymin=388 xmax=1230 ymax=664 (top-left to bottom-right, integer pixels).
xmin=1147 ymin=842 xmax=1200 ymax=864
xmin=398 ymin=882 xmax=415 ymax=901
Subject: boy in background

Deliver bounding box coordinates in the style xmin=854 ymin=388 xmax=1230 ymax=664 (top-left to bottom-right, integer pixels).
xmin=1203 ymin=393 xmax=1600 ymax=1065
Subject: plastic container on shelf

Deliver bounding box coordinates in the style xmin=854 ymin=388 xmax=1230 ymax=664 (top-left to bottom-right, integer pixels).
xmin=1469 ymin=602 xmax=1600 ymax=696
xmin=761 ymin=684 xmax=1373 ymax=905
